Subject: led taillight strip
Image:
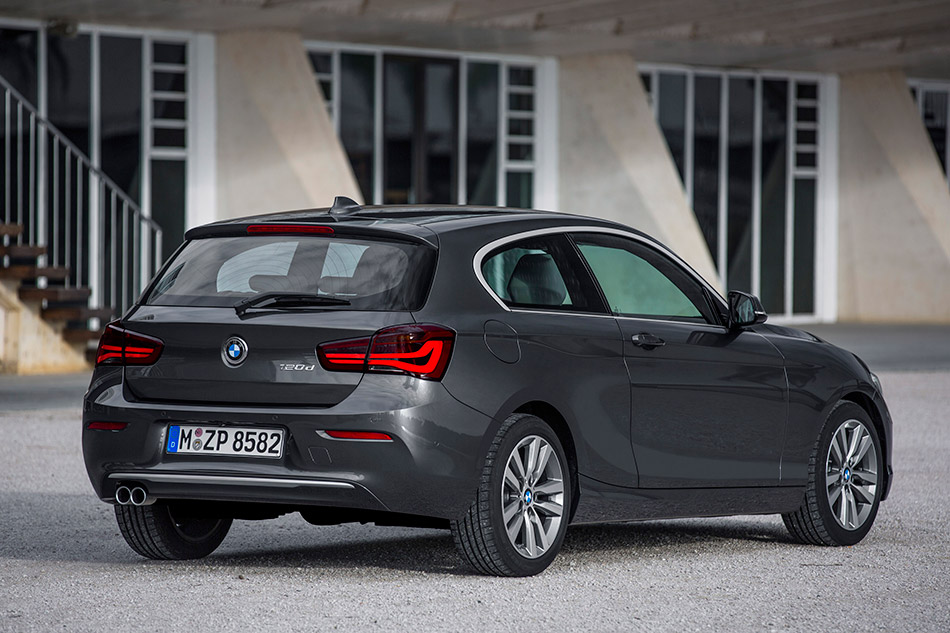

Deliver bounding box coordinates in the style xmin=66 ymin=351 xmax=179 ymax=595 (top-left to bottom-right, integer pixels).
xmin=368 ymin=340 xmax=444 ymax=374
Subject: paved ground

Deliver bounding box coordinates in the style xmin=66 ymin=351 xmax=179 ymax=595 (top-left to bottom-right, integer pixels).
xmin=0 ymin=326 xmax=949 ymax=632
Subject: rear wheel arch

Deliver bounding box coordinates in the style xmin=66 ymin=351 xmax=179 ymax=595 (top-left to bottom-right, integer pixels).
xmin=513 ymin=401 xmax=580 ymax=522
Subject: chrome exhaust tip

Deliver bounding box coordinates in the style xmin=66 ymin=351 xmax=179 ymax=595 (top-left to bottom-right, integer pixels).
xmin=129 ymin=487 xmax=148 ymax=506
xmin=115 ymin=485 xmax=132 ymax=505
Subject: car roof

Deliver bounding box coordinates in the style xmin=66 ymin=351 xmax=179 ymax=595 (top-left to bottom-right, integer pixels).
xmin=188 ymin=203 xmax=646 ymax=240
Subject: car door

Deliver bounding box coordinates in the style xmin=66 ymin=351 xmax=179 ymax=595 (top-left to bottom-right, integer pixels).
xmin=472 ymin=232 xmax=639 ymax=487
xmin=570 ymin=231 xmax=787 ymax=488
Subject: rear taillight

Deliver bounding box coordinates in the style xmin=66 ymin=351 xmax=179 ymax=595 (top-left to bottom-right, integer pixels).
xmin=87 ymin=421 xmax=128 ymax=431
xmin=96 ymin=323 xmax=164 ymax=367
xmin=317 ymin=324 xmax=455 ymax=381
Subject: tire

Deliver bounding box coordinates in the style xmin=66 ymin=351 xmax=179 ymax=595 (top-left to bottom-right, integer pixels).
xmin=450 ymin=413 xmax=571 ymax=576
xmin=783 ymin=401 xmax=883 ymax=546
xmin=115 ymin=501 xmax=232 ymax=560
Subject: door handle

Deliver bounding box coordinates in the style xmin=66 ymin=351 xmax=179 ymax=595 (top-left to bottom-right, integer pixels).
xmin=631 ymin=333 xmax=666 ymax=348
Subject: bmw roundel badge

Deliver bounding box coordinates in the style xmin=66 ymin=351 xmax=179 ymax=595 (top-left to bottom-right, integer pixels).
xmin=222 ymin=336 xmax=248 ymax=367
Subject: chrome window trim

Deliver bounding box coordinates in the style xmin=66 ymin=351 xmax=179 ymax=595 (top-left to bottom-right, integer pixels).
xmin=472 ymin=225 xmax=729 ymax=321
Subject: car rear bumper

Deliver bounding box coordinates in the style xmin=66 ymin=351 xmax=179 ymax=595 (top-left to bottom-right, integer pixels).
xmin=82 ymin=368 xmax=494 ymax=520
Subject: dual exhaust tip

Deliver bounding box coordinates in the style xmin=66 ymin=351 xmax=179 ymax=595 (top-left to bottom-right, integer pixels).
xmin=115 ymin=484 xmax=152 ymax=506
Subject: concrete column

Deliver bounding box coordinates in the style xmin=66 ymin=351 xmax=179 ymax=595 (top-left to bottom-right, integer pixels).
xmin=557 ymin=53 xmax=720 ymax=289
xmin=838 ymin=70 xmax=950 ymax=322
xmin=215 ymin=30 xmax=362 ymax=219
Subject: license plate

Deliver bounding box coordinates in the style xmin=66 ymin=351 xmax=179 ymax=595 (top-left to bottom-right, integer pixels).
xmin=166 ymin=425 xmax=284 ymax=458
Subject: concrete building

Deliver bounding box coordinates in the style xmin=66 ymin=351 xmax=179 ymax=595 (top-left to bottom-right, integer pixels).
xmin=1 ymin=1 xmax=949 ymax=372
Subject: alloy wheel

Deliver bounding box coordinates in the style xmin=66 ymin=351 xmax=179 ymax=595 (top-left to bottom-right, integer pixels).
xmin=825 ymin=419 xmax=879 ymax=530
xmin=501 ymin=435 xmax=565 ymax=559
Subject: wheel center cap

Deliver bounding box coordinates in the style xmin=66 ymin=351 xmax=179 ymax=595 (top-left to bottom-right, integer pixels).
xmin=524 ymin=490 xmax=532 ymax=505
xmin=843 ymin=468 xmax=851 ymax=482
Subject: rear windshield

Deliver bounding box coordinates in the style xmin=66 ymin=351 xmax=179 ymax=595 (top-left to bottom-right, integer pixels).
xmin=144 ymin=235 xmax=436 ymax=310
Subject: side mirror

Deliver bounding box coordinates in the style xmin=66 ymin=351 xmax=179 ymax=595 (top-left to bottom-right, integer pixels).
xmin=728 ymin=291 xmax=768 ymax=329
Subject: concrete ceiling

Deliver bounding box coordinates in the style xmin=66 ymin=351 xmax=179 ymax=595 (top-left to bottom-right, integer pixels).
xmin=3 ymin=0 xmax=950 ymax=77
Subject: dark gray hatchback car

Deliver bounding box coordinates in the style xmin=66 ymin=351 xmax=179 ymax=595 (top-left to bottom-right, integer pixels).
xmin=83 ymin=199 xmax=893 ymax=576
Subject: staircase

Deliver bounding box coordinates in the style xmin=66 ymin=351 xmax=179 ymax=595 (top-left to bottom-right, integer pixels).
xmin=0 ymin=73 xmax=163 ymax=373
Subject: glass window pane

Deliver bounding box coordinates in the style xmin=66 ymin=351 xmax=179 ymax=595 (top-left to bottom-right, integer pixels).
xmin=639 ymin=72 xmax=651 ymax=97
xmin=922 ymin=90 xmax=948 ymax=174
xmin=308 ymin=52 xmax=331 ymax=75
xmin=692 ymin=75 xmax=720 ymax=263
xmin=796 ymin=82 xmax=817 ymax=100
xmin=153 ymin=42 xmax=186 ymax=65
xmin=153 ymin=99 xmax=185 ymax=120
xmin=760 ymin=79 xmax=788 ymax=314
xmin=481 ymin=236 xmax=599 ymax=311
xmin=508 ymin=118 xmax=533 ymax=137
xmin=573 ymin=234 xmax=709 ymax=322
xmin=506 ymin=171 xmax=532 ymax=208
xmin=153 ymin=127 xmax=186 ymax=148
xmin=796 ymin=128 xmax=816 ymax=145
xmin=796 ymin=106 xmax=817 ymax=123
xmin=508 ymin=142 xmax=533 ymax=161
xmin=508 ymin=92 xmax=534 ymax=112
xmin=466 ymin=62 xmax=498 ymax=205
xmin=151 ymin=159 xmax=186 ymax=261
xmin=508 ymin=66 xmax=534 ymax=87
xmin=793 ymin=178 xmax=816 ymax=314
xmin=47 ymin=32 xmax=91 ymax=154
xmin=0 ymin=28 xmax=38 ymax=104
xmin=727 ymin=77 xmax=754 ymax=294
xmin=153 ymin=71 xmax=186 ymax=93
xmin=796 ymin=152 xmax=817 ymax=168
xmin=340 ymin=53 xmax=375 ymax=203
xmin=423 ymin=61 xmax=457 ymax=204
xmin=658 ymin=73 xmax=686 ymax=182
xmin=100 ymin=36 xmax=142 ymax=204
xmin=383 ymin=58 xmax=414 ymax=204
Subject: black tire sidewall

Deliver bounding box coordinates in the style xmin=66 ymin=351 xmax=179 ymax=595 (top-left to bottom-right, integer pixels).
xmin=814 ymin=403 xmax=883 ymax=546
xmin=486 ymin=415 xmax=571 ymax=576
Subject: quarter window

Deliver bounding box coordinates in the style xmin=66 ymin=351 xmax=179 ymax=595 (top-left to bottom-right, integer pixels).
xmin=572 ymin=233 xmax=713 ymax=323
xmin=481 ymin=235 xmax=602 ymax=312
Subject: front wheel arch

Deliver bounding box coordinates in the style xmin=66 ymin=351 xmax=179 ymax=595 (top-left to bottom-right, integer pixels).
xmin=840 ymin=391 xmax=890 ymax=500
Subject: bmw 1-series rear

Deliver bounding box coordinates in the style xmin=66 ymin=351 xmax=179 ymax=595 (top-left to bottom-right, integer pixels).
xmin=83 ymin=202 xmax=892 ymax=577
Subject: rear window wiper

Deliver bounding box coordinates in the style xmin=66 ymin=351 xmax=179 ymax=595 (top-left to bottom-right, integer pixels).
xmin=234 ymin=292 xmax=350 ymax=316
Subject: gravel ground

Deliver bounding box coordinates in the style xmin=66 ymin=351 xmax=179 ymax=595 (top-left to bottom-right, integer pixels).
xmin=0 ymin=371 xmax=948 ymax=632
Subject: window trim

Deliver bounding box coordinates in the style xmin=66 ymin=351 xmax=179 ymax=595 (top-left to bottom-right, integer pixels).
xmin=473 ymin=226 xmax=728 ymax=319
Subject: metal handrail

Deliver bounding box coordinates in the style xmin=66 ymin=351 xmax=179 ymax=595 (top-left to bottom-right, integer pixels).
xmin=1 ymin=70 xmax=164 ymax=316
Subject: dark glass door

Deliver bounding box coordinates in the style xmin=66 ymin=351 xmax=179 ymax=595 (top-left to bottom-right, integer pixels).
xmin=383 ymin=56 xmax=458 ymax=204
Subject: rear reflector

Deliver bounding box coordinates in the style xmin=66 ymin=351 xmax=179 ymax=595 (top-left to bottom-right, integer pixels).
xmin=247 ymin=224 xmax=334 ymax=235
xmin=317 ymin=324 xmax=455 ymax=381
xmin=87 ymin=421 xmax=128 ymax=431
xmin=322 ymin=430 xmax=393 ymax=441
xmin=96 ymin=323 xmax=164 ymax=367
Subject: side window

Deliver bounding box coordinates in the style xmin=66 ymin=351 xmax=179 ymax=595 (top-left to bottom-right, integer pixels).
xmin=481 ymin=235 xmax=603 ymax=312
xmin=572 ymin=233 xmax=713 ymax=323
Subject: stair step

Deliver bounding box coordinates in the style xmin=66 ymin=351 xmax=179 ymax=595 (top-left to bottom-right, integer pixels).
xmin=62 ymin=328 xmax=103 ymax=344
xmin=19 ymin=286 xmax=92 ymax=303
xmin=0 ymin=245 xmax=46 ymax=259
xmin=0 ymin=265 xmax=70 ymax=281
xmin=0 ymin=224 xmax=23 ymax=237
xmin=42 ymin=306 xmax=115 ymax=322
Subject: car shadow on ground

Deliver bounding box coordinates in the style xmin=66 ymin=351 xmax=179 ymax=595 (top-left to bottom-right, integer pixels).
xmin=1 ymin=491 xmax=797 ymax=575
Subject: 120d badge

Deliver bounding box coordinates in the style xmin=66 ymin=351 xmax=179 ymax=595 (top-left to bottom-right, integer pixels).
xmin=278 ymin=363 xmax=315 ymax=371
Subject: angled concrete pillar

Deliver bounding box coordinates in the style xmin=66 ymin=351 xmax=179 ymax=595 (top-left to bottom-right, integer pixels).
xmin=215 ymin=30 xmax=362 ymax=219
xmin=557 ymin=53 xmax=720 ymax=289
xmin=838 ymin=70 xmax=950 ymax=322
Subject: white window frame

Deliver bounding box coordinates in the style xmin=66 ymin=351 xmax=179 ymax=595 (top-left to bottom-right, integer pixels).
xmin=638 ymin=63 xmax=838 ymax=324
xmin=303 ymin=40 xmax=557 ymax=211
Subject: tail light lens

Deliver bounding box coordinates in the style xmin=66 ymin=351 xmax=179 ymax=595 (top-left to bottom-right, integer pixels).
xmin=96 ymin=323 xmax=164 ymax=366
xmin=317 ymin=324 xmax=455 ymax=381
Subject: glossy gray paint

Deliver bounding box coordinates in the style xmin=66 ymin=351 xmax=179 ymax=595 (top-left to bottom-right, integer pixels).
xmin=82 ymin=205 xmax=893 ymax=527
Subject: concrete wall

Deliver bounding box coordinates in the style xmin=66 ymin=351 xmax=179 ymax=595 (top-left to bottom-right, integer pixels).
xmin=215 ymin=30 xmax=362 ymax=219
xmin=557 ymin=53 xmax=721 ymax=289
xmin=838 ymin=70 xmax=950 ymax=322
xmin=0 ymin=282 xmax=88 ymax=375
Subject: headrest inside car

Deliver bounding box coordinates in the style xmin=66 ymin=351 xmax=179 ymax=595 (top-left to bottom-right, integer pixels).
xmin=506 ymin=253 xmax=568 ymax=306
